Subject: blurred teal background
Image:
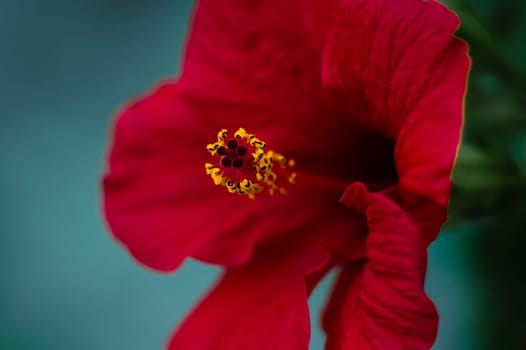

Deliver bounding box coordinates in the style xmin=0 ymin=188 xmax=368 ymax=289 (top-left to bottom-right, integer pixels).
xmin=2 ymin=0 xmax=523 ymax=349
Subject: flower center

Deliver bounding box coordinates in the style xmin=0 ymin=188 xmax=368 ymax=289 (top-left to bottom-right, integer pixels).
xmin=205 ymin=128 xmax=296 ymax=199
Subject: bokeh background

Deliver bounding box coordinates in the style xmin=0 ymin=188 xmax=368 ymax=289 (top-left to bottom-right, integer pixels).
xmin=0 ymin=0 xmax=524 ymax=349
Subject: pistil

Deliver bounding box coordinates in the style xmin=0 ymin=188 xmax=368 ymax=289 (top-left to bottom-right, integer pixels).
xmin=205 ymin=128 xmax=295 ymax=199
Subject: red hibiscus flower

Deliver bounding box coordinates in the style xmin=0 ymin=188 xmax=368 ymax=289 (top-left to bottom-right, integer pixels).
xmin=102 ymin=0 xmax=470 ymax=349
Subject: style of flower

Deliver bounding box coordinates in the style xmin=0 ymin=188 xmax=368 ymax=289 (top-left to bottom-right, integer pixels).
xmin=102 ymin=0 xmax=470 ymax=349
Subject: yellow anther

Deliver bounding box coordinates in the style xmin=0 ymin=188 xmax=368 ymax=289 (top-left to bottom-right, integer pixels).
xmin=252 ymin=148 xmax=264 ymax=162
xmin=206 ymin=143 xmax=221 ymax=156
xmin=205 ymin=163 xmax=215 ymax=174
xmin=217 ymin=129 xmax=228 ymax=142
xmin=240 ymin=179 xmax=251 ymax=190
xmin=234 ymin=128 xmax=248 ymax=138
xmin=288 ymin=173 xmax=297 ymax=184
xmin=250 ymin=139 xmax=266 ymax=149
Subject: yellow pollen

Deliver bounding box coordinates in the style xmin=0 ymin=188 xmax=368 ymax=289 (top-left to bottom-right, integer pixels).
xmin=204 ymin=128 xmax=295 ymax=199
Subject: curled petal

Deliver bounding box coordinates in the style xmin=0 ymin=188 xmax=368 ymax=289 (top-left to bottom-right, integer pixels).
xmin=323 ymin=0 xmax=470 ymax=241
xmin=323 ymin=183 xmax=438 ymax=349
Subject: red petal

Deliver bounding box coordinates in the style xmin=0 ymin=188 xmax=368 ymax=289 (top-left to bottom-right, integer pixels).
xmin=103 ymin=82 xmax=207 ymax=271
xmin=323 ymin=0 xmax=468 ymax=138
xmin=322 ymin=0 xmax=470 ymax=240
xmin=323 ymin=183 xmax=438 ymax=349
xmin=102 ymin=82 xmax=349 ymax=272
xmin=167 ymin=236 xmax=330 ymax=350
xmin=179 ymin=0 xmax=397 ymax=183
xmin=180 ymin=0 xmax=336 ymax=115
